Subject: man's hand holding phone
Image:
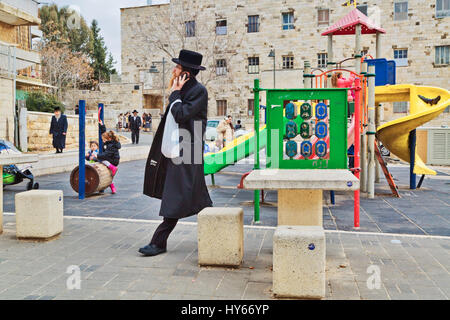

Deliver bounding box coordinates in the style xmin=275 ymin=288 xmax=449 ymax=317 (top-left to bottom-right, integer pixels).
xmin=171 ymin=73 xmax=189 ymax=92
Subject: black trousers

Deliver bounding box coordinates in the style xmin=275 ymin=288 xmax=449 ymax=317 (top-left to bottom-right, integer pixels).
xmin=131 ymin=129 xmax=140 ymax=144
xmin=150 ymin=217 xmax=178 ymax=249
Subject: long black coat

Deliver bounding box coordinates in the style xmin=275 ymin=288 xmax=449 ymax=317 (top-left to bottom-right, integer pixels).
xmin=49 ymin=114 xmax=68 ymax=149
xmin=143 ymin=77 xmax=212 ymax=219
xmin=129 ymin=116 xmax=142 ymax=131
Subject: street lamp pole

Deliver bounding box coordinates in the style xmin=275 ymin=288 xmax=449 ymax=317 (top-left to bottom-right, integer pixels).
xmin=150 ymin=58 xmax=167 ymax=111
xmin=268 ymin=49 xmax=276 ymax=88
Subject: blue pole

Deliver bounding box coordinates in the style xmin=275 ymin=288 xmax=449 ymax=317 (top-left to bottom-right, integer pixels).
xmin=409 ymin=129 xmax=417 ymax=190
xmin=98 ymin=103 xmax=104 ymax=151
xmin=330 ymin=191 xmax=335 ymax=205
xmin=79 ymin=100 xmax=86 ymax=199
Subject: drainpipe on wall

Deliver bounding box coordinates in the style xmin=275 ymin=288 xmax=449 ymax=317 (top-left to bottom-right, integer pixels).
xmin=12 ymin=46 xmax=19 ymax=148
xmin=19 ymin=106 xmax=28 ymax=152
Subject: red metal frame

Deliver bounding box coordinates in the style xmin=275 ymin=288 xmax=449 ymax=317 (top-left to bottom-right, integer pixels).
xmin=353 ymin=78 xmax=362 ymax=228
xmin=313 ymin=68 xmax=363 ymax=228
xmin=237 ymin=172 xmax=251 ymax=189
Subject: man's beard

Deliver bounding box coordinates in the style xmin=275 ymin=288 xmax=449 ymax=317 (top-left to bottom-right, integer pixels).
xmin=168 ymin=73 xmax=177 ymax=90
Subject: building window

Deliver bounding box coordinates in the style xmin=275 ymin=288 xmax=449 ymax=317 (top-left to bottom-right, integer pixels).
xmin=282 ymin=55 xmax=294 ymax=69
xmin=282 ymin=12 xmax=294 ymax=30
xmin=248 ymin=99 xmax=254 ymax=116
xmin=217 ymin=100 xmax=227 ymax=116
xmin=248 ymin=57 xmax=260 ymax=74
xmin=435 ymin=45 xmax=450 ymax=65
xmin=318 ymin=53 xmax=328 ymax=68
xmin=216 ymin=59 xmax=227 ymax=76
xmin=185 ymin=21 xmax=195 ymax=37
xmin=436 ymin=0 xmax=450 ymax=18
xmin=318 ymin=9 xmax=330 ymax=25
xmin=394 ymin=49 xmax=408 ymax=67
xmin=357 ymin=5 xmax=368 ymax=16
xmin=394 ymin=1 xmax=408 ymax=21
xmin=248 ymin=15 xmax=260 ymax=33
xmin=216 ymin=19 xmax=227 ymax=35
xmin=393 ymin=102 xmax=409 ymax=113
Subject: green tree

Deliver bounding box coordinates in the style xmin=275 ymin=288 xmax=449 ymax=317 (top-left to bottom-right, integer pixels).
xmin=39 ymin=5 xmax=116 ymax=88
xmin=90 ymin=20 xmax=116 ymax=83
xmin=39 ymin=5 xmax=93 ymax=55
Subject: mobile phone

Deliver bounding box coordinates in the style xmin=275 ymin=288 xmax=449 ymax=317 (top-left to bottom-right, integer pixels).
xmin=180 ymin=71 xmax=190 ymax=80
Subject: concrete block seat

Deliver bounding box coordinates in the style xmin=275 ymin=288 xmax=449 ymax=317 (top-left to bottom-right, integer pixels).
xmin=273 ymin=226 xmax=326 ymax=299
xmin=15 ymin=190 xmax=63 ymax=240
xmin=198 ymin=207 xmax=244 ymax=267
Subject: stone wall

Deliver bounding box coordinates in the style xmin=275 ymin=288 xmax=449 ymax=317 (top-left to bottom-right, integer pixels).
xmin=26 ymin=111 xmax=98 ymax=152
xmin=63 ymin=82 xmax=148 ymax=129
xmin=121 ymin=0 xmax=449 ymax=126
xmin=0 ymin=76 xmax=15 ymax=142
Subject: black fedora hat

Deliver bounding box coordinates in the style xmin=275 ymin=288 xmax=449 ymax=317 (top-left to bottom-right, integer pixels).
xmin=132 ymin=110 xmax=138 ymax=113
xmin=172 ymin=49 xmax=206 ymax=71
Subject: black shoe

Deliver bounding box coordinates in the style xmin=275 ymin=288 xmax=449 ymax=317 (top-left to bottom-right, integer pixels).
xmin=138 ymin=244 xmax=166 ymax=257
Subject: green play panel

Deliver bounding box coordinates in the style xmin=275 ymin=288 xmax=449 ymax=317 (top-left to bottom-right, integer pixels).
xmin=262 ymin=88 xmax=349 ymax=170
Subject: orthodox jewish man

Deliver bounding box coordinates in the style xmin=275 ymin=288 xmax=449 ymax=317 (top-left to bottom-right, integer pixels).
xmin=129 ymin=110 xmax=142 ymax=144
xmin=49 ymin=106 xmax=68 ymax=153
xmin=140 ymin=49 xmax=213 ymax=256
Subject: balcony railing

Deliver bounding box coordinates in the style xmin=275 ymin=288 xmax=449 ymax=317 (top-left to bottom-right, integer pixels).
xmin=0 ymin=0 xmax=39 ymax=19
xmin=0 ymin=41 xmax=41 ymax=80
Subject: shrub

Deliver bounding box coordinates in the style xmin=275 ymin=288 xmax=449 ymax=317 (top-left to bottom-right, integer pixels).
xmin=26 ymin=91 xmax=65 ymax=113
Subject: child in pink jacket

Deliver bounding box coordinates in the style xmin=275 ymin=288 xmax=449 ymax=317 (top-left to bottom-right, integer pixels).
xmin=332 ymin=72 xmax=356 ymax=102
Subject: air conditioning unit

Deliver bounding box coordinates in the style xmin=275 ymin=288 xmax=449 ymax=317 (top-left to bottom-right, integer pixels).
xmin=427 ymin=128 xmax=450 ymax=165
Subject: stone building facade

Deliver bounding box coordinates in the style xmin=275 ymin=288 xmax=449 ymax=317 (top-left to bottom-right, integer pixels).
xmin=121 ymin=0 xmax=449 ymax=126
xmin=0 ymin=0 xmax=48 ymax=144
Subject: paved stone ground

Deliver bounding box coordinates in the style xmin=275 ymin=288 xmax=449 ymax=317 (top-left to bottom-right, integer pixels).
xmin=113 ymin=130 xmax=154 ymax=146
xmin=0 ymin=215 xmax=448 ymax=300
xmin=3 ymin=157 xmax=449 ymax=236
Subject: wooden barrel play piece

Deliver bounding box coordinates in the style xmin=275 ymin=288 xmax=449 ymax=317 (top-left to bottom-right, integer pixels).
xmin=70 ymin=163 xmax=113 ymax=196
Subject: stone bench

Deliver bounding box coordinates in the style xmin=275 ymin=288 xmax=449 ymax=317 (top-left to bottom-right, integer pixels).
xmin=15 ymin=190 xmax=64 ymax=240
xmin=273 ymin=225 xmax=325 ymax=299
xmin=244 ymin=169 xmax=359 ymax=226
xmin=197 ymin=207 xmax=244 ymax=267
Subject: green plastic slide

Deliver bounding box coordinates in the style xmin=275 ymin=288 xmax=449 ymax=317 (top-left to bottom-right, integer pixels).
xmin=204 ymin=126 xmax=267 ymax=175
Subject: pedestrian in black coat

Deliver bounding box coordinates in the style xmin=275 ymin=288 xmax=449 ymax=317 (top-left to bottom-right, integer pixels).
xmin=129 ymin=110 xmax=142 ymax=144
xmin=140 ymin=50 xmax=212 ymax=257
xmin=49 ymin=107 xmax=68 ymax=153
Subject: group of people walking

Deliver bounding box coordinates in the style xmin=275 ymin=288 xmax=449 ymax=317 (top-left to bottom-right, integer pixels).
xmin=116 ymin=111 xmax=153 ymax=144
xmin=117 ymin=112 xmax=152 ymax=133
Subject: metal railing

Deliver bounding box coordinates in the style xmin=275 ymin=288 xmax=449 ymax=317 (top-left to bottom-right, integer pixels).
xmin=0 ymin=42 xmax=16 ymax=78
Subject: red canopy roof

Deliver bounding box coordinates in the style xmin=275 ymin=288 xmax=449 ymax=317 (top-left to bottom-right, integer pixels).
xmin=321 ymin=8 xmax=386 ymax=36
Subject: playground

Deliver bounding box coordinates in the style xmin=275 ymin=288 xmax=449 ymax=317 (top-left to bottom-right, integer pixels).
xmin=1 ymin=7 xmax=449 ymax=300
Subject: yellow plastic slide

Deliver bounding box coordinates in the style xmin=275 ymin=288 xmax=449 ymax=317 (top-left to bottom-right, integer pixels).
xmin=375 ymin=84 xmax=450 ymax=175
